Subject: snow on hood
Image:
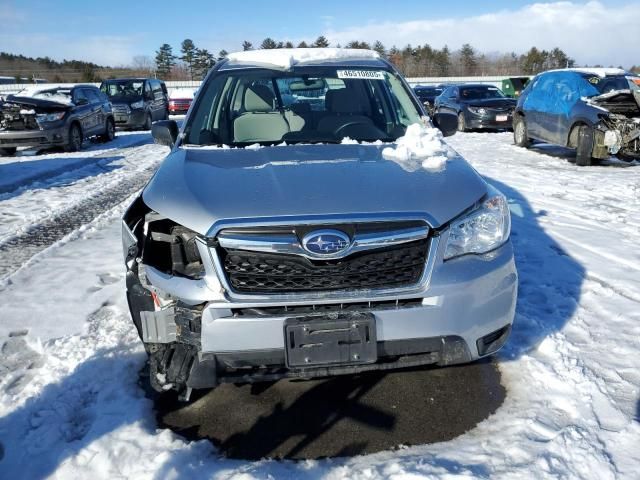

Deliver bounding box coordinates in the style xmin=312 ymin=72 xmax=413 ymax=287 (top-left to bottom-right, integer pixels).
xmin=382 ymin=123 xmax=450 ymax=172
xmin=227 ymin=48 xmax=380 ymax=69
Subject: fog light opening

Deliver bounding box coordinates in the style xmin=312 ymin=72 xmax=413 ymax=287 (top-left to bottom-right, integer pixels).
xmin=477 ymin=324 xmax=511 ymax=356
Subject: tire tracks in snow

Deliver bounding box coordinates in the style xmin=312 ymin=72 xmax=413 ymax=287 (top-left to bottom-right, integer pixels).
xmin=0 ymin=155 xmax=159 ymax=280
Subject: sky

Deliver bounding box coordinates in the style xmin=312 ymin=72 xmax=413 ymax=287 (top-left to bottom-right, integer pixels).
xmin=0 ymin=0 xmax=638 ymax=68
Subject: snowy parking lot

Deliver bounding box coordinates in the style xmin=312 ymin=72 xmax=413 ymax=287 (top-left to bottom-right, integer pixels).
xmin=0 ymin=130 xmax=639 ymax=479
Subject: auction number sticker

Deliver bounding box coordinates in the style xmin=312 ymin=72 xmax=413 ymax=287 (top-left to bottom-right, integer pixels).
xmin=337 ymin=70 xmax=385 ymax=80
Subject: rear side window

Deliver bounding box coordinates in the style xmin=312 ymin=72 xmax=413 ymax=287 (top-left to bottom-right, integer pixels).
xmin=84 ymin=88 xmax=100 ymax=103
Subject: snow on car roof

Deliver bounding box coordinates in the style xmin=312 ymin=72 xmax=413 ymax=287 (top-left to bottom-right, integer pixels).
xmin=549 ymin=67 xmax=628 ymax=77
xmin=226 ymin=48 xmax=380 ymax=69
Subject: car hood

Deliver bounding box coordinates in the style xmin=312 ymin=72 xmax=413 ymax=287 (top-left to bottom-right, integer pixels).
xmin=142 ymin=143 xmax=488 ymax=235
xmin=4 ymin=95 xmax=71 ymax=112
xmin=463 ymin=98 xmax=516 ymax=108
xmin=587 ymin=89 xmax=640 ymax=116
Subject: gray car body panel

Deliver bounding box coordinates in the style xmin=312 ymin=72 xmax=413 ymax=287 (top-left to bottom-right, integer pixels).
xmin=142 ymin=143 xmax=488 ymax=236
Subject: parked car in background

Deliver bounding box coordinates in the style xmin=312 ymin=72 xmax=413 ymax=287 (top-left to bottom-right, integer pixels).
xmin=100 ymin=78 xmax=168 ymax=130
xmin=0 ymin=85 xmax=115 ymax=156
xmin=122 ymin=48 xmax=517 ymax=400
xmin=168 ymin=88 xmax=196 ymax=115
xmin=413 ymin=85 xmax=444 ymax=115
xmin=501 ymin=77 xmax=530 ymax=98
xmin=434 ymin=84 xmax=516 ymax=131
xmin=513 ymin=68 xmax=640 ymax=166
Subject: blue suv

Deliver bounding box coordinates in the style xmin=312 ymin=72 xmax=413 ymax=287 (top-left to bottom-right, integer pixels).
xmin=513 ymin=68 xmax=640 ymax=166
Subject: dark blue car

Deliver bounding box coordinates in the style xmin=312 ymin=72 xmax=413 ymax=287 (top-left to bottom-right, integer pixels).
xmin=513 ymin=68 xmax=640 ymax=166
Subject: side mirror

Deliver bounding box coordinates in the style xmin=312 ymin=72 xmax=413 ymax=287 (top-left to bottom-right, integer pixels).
xmin=152 ymin=120 xmax=178 ymax=147
xmin=433 ymin=112 xmax=458 ymax=137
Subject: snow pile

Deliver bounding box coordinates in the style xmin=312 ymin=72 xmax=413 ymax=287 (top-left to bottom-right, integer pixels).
xmin=382 ymin=123 xmax=449 ymax=172
xmin=227 ymin=48 xmax=380 ymax=69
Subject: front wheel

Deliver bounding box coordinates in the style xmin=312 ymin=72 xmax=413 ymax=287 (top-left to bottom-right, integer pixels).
xmin=513 ymin=116 xmax=531 ymax=147
xmin=100 ymin=118 xmax=116 ymax=142
xmin=576 ymin=125 xmax=597 ymax=166
xmin=0 ymin=147 xmax=17 ymax=157
xmin=457 ymin=112 xmax=467 ymax=132
xmin=65 ymin=123 xmax=83 ymax=152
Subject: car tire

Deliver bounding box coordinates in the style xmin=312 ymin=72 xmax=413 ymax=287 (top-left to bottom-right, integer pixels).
xmin=0 ymin=147 xmax=17 ymax=157
xmin=457 ymin=112 xmax=467 ymax=132
xmin=143 ymin=112 xmax=152 ymax=131
xmin=65 ymin=123 xmax=83 ymax=152
xmin=513 ymin=116 xmax=531 ymax=148
xmin=100 ymin=118 xmax=116 ymax=142
xmin=576 ymin=125 xmax=596 ymax=166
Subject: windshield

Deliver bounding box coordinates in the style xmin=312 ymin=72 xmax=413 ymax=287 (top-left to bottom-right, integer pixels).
xmin=582 ymin=75 xmax=640 ymax=95
xmin=100 ymin=80 xmax=144 ymax=97
xmin=460 ymin=86 xmax=505 ymax=100
xmin=183 ymin=67 xmax=423 ymax=146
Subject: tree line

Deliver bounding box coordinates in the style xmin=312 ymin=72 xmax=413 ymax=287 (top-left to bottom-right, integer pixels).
xmin=151 ymin=36 xmax=595 ymax=80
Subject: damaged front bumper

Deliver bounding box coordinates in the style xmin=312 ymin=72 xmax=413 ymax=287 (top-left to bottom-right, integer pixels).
xmin=122 ymin=199 xmax=518 ymax=398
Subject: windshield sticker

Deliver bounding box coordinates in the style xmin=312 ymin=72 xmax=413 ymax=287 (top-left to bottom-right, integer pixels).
xmin=337 ymin=70 xmax=385 ymax=80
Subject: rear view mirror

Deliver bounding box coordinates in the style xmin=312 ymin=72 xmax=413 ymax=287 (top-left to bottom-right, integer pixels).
xmin=289 ymin=79 xmax=325 ymax=91
xmin=432 ymin=112 xmax=457 ymax=137
xmin=152 ymin=120 xmax=178 ymax=147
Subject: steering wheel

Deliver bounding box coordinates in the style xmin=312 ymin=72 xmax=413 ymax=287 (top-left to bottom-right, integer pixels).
xmin=333 ymin=121 xmax=373 ymax=138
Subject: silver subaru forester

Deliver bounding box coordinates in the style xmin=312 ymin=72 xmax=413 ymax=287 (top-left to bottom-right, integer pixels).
xmin=122 ymin=49 xmax=517 ymax=400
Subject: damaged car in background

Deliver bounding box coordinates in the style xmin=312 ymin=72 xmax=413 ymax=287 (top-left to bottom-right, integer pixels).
xmin=122 ymin=48 xmax=517 ymax=401
xmin=513 ymin=68 xmax=640 ymax=166
xmin=0 ymin=85 xmax=115 ymax=156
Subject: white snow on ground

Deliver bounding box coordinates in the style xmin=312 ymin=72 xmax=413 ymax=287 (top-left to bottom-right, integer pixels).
xmin=0 ymin=131 xmax=639 ymax=478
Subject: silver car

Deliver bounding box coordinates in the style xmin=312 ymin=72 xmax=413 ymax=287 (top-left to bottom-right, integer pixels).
xmin=122 ymin=49 xmax=517 ymax=400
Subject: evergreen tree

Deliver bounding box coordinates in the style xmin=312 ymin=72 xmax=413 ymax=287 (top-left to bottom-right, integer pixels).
xmin=261 ymin=37 xmax=278 ymax=49
xmin=218 ymin=49 xmax=228 ymax=59
xmin=180 ymin=39 xmax=196 ymax=80
xmin=297 ymin=41 xmax=309 ymax=48
xmin=313 ymin=36 xmax=330 ymax=48
xmin=192 ymin=48 xmax=215 ymax=80
xmin=459 ymin=43 xmax=477 ymax=75
xmin=373 ymin=40 xmax=386 ymax=57
xmin=242 ymin=40 xmax=253 ymax=51
xmin=284 ymin=41 xmax=294 ymax=48
xmin=155 ymin=43 xmax=176 ymax=79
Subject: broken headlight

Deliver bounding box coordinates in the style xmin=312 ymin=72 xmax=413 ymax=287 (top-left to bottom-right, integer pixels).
xmin=444 ymin=186 xmax=511 ymax=260
xmin=143 ymin=218 xmax=206 ymax=279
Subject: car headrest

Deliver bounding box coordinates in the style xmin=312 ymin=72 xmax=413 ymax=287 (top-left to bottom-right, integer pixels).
xmin=244 ymin=84 xmax=275 ymax=112
xmin=325 ymin=88 xmax=366 ymax=114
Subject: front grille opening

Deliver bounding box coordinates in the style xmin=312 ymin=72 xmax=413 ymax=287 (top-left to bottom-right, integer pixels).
xmin=232 ymin=298 xmax=423 ymax=317
xmin=219 ymin=237 xmax=429 ymax=294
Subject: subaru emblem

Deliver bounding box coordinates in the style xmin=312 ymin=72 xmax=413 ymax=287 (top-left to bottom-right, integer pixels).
xmin=302 ymin=230 xmax=350 ymax=256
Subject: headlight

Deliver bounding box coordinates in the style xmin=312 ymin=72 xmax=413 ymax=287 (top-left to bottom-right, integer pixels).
xmin=130 ymin=100 xmax=144 ymax=109
xmin=36 ymin=112 xmax=65 ymax=123
xmin=444 ymin=187 xmax=511 ymax=260
xmin=467 ymin=106 xmax=486 ymax=115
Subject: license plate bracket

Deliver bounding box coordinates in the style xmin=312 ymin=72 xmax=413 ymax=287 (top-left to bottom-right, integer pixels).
xmin=496 ymin=114 xmax=508 ymax=122
xmin=284 ymin=313 xmax=377 ymax=368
